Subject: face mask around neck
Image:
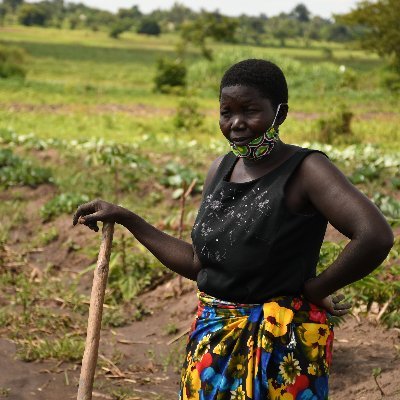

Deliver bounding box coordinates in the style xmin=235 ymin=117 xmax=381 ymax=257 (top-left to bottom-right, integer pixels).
xmin=229 ymin=103 xmax=287 ymax=161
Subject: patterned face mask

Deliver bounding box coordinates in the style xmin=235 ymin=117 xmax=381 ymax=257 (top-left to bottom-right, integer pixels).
xmin=229 ymin=103 xmax=287 ymax=161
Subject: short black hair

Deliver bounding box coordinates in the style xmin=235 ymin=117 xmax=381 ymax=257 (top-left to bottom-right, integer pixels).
xmin=220 ymin=59 xmax=288 ymax=111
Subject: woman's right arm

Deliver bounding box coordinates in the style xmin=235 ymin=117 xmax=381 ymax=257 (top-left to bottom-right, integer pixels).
xmin=72 ymin=155 xmax=224 ymax=281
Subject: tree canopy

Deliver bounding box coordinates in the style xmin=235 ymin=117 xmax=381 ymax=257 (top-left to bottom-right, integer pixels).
xmin=339 ymin=0 xmax=400 ymax=70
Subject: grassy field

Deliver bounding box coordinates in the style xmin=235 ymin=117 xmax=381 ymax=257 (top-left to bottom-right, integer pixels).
xmin=0 ymin=26 xmax=399 ymax=148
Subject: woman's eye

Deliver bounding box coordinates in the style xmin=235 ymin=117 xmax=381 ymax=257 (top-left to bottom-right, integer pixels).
xmin=246 ymin=109 xmax=259 ymax=114
xmin=220 ymin=110 xmax=230 ymax=117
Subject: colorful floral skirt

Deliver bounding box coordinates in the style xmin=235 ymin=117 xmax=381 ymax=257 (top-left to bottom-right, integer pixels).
xmin=179 ymin=290 xmax=334 ymax=400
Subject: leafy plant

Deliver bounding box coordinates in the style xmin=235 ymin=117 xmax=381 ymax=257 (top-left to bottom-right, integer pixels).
xmin=0 ymin=44 xmax=26 ymax=79
xmin=372 ymin=193 xmax=400 ymax=225
xmin=316 ymin=103 xmax=354 ymax=144
xmin=174 ymin=97 xmax=204 ymax=131
xmin=80 ymin=236 xmax=167 ymax=304
xmin=38 ymin=226 xmax=59 ymax=245
xmin=319 ymin=240 xmax=400 ymax=328
xmin=83 ymin=141 xmax=150 ymax=197
xmin=159 ymin=161 xmax=202 ymax=198
xmin=0 ymin=149 xmax=52 ymax=188
xmin=154 ymin=57 xmax=187 ymax=94
xmin=40 ymin=193 xmax=90 ymax=222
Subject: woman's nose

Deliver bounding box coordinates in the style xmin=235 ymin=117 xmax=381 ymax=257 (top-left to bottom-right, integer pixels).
xmin=231 ymin=115 xmax=246 ymax=130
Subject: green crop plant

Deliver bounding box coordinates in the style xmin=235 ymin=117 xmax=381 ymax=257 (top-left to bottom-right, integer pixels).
xmin=83 ymin=140 xmax=153 ymax=199
xmin=40 ymin=193 xmax=90 ymax=222
xmin=318 ymin=239 xmax=400 ymax=328
xmin=37 ymin=226 xmax=59 ymax=246
xmin=160 ymin=161 xmax=202 ymax=198
xmin=79 ymin=236 xmax=168 ymax=304
xmin=0 ymin=148 xmax=52 ymax=188
xmin=372 ymin=193 xmax=400 ymax=226
xmin=174 ymin=96 xmax=204 ymax=131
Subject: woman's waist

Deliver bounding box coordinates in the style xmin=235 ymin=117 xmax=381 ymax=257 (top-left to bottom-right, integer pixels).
xmin=197 ymin=289 xmax=333 ymax=326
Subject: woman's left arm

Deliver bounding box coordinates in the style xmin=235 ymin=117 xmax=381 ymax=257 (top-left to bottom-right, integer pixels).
xmin=299 ymin=153 xmax=394 ymax=304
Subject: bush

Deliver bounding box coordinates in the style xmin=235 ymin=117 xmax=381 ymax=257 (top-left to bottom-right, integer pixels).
xmin=381 ymin=69 xmax=400 ymax=92
xmin=174 ymin=97 xmax=204 ymax=131
xmin=316 ymin=103 xmax=355 ymax=144
xmin=0 ymin=44 xmax=26 ymax=79
xmin=109 ymin=21 xmax=131 ymax=39
xmin=18 ymin=3 xmax=49 ymax=26
xmin=154 ymin=58 xmax=186 ymax=93
xmin=137 ymin=19 xmax=161 ymax=36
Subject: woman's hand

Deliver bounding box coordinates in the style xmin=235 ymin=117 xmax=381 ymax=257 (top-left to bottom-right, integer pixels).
xmin=303 ymin=278 xmax=352 ymax=317
xmin=72 ymin=199 xmax=128 ymax=232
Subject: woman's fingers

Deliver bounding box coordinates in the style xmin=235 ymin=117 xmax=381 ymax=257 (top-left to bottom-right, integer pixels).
xmin=332 ymin=294 xmax=345 ymax=303
xmin=81 ymin=211 xmax=105 ymax=225
xmin=330 ymin=293 xmax=352 ymax=316
xmin=78 ymin=217 xmax=99 ymax=232
xmin=333 ymin=302 xmax=352 ymax=310
xmin=332 ymin=293 xmax=352 ymax=312
xmin=331 ymin=307 xmax=351 ymax=316
xmin=73 ymin=200 xmax=98 ymax=226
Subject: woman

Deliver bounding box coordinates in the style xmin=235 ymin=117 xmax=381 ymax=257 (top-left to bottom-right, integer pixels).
xmin=73 ymin=59 xmax=394 ymax=399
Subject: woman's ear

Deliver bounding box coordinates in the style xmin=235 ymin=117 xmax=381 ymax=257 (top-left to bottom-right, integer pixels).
xmin=276 ymin=103 xmax=289 ymax=127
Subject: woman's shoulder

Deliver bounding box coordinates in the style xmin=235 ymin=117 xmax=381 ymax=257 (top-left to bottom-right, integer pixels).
xmin=287 ymin=144 xmax=329 ymax=157
xmin=202 ymin=152 xmax=231 ymax=196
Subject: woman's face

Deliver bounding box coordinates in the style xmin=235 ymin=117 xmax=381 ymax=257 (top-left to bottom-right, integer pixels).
xmin=219 ymin=85 xmax=276 ymax=146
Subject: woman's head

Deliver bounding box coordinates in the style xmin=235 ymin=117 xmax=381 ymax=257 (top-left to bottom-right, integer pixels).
xmin=220 ymin=59 xmax=288 ymax=112
xmin=219 ymin=59 xmax=289 ymax=160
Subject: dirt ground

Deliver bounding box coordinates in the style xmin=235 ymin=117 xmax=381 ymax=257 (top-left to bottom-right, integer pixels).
xmin=0 ymin=183 xmax=399 ymax=400
xmin=1 ymin=275 xmax=399 ymax=400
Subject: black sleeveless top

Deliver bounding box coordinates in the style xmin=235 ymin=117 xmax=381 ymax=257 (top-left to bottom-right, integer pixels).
xmin=191 ymin=148 xmax=328 ymax=303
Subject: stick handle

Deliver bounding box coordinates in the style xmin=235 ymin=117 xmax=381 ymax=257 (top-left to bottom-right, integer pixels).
xmin=77 ymin=222 xmax=114 ymax=400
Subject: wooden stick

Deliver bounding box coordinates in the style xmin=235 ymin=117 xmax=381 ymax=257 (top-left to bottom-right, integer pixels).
xmin=77 ymin=222 xmax=114 ymax=400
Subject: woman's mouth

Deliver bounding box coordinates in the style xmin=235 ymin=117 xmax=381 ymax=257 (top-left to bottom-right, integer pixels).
xmin=230 ymin=137 xmax=252 ymax=146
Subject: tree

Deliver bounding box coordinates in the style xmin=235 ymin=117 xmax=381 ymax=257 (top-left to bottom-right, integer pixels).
xmin=117 ymin=5 xmax=141 ymax=21
xmin=339 ymin=0 xmax=400 ymax=70
xmin=0 ymin=4 xmax=7 ymax=25
xmin=109 ymin=21 xmax=131 ymax=39
xmin=267 ymin=15 xmax=300 ymax=47
xmin=179 ymin=11 xmax=238 ymax=59
xmin=3 ymin=0 xmax=24 ymax=13
xmin=18 ymin=3 xmax=50 ymax=26
xmin=137 ymin=19 xmax=161 ymax=36
xmin=291 ymin=3 xmax=310 ymax=22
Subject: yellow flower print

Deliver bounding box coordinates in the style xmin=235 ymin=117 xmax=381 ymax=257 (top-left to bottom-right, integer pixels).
xmin=268 ymin=379 xmax=294 ymax=400
xmin=279 ymin=352 xmax=301 ymax=384
xmin=261 ymin=333 xmax=273 ymax=352
xmin=193 ymin=334 xmax=211 ymax=362
xmin=227 ymin=354 xmax=247 ymax=379
xmin=263 ymin=302 xmax=294 ymax=337
xmin=307 ymin=363 xmax=317 ymax=376
xmin=231 ymin=386 xmax=246 ymax=400
xmin=213 ymin=340 xmax=228 ymax=356
xmin=302 ymin=324 xmax=329 ymax=346
xmin=247 ymin=336 xmax=254 ymax=349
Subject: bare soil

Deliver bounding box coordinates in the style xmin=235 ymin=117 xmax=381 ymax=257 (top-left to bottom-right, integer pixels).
xmin=1 ymin=277 xmax=399 ymax=400
xmin=0 ymin=182 xmax=399 ymax=400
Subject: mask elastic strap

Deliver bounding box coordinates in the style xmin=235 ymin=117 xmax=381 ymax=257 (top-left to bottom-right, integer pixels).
xmin=271 ymin=103 xmax=288 ymax=128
